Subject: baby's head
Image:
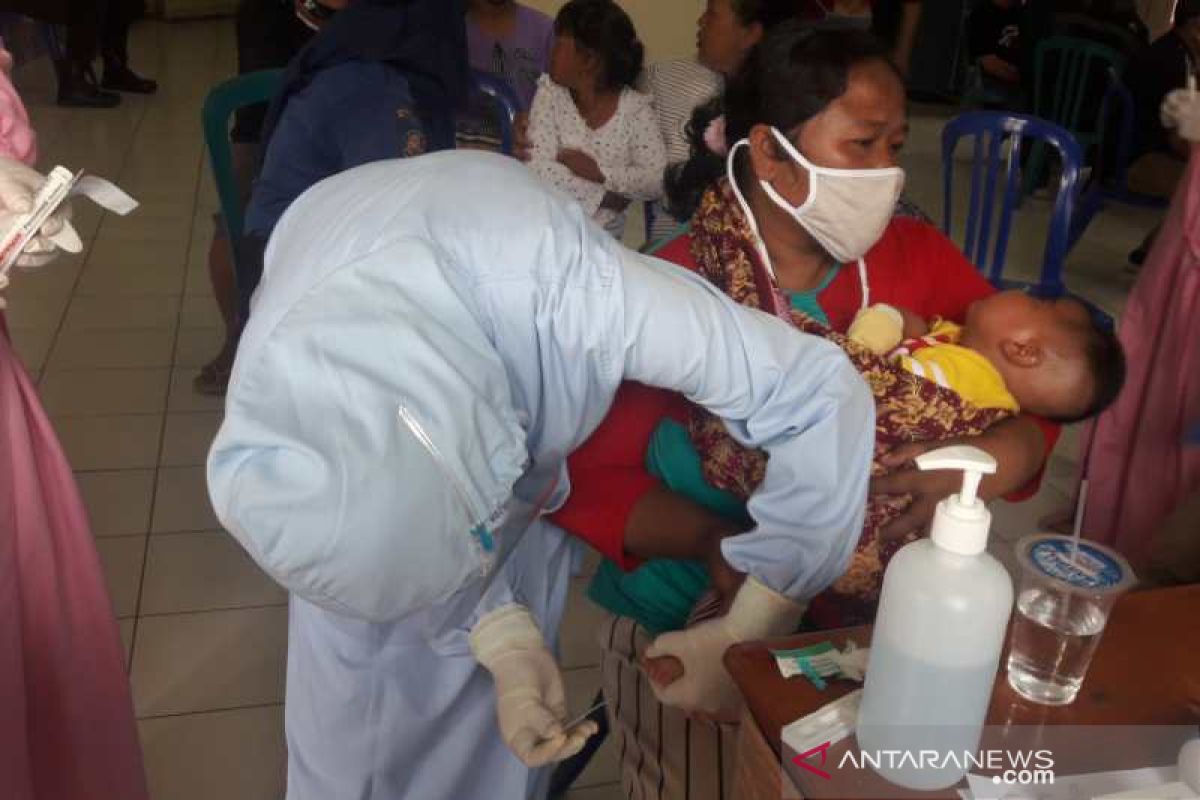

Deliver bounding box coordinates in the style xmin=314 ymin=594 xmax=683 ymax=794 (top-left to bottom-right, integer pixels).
xmin=961 ymin=290 xmax=1126 ymax=423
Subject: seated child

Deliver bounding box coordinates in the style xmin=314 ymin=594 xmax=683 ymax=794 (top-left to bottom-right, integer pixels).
xmin=848 ymin=289 xmax=1126 ymax=423
xmin=527 ymin=0 xmax=667 ymax=238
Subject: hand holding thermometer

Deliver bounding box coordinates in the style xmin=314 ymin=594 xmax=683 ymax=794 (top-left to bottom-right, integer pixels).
xmin=0 ymin=165 xmax=137 ymax=282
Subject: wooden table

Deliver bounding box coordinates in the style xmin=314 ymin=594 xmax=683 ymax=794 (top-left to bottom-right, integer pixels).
xmin=724 ymin=584 xmax=1200 ymax=799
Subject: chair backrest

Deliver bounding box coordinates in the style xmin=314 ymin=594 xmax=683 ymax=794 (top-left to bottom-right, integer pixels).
xmin=1093 ymin=67 xmax=1136 ymax=189
xmin=201 ymin=69 xmax=284 ymax=246
xmin=468 ymin=70 xmax=519 ymax=156
xmin=1032 ymin=36 xmax=1126 ymax=141
xmin=941 ymin=110 xmax=1083 ymax=295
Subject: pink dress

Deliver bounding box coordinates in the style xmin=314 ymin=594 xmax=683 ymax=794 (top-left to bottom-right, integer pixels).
xmin=0 ymin=43 xmax=36 ymax=163
xmin=1080 ymin=145 xmax=1200 ymax=570
xmin=0 ymin=44 xmax=149 ymax=800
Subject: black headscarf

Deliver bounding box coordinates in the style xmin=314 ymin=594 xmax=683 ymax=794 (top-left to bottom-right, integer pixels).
xmin=259 ymin=0 xmax=469 ymax=151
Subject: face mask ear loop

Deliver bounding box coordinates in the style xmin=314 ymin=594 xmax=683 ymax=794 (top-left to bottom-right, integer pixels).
xmin=857 ymin=257 xmax=870 ymax=311
xmin=726 ymin=139 xmax=778 ymax=283
xmin=768 ymin=127 xmax=821 ymax=217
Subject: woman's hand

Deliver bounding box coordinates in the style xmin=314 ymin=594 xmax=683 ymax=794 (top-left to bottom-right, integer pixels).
xmin=557 ymin=148 xmax=605 ymax=183
xmin=870 ymin=415 xmax=1047 ymax=540
xmin=513 ymin=112 xmax=531 ymax=162
xmin=0 ymin=158 xmax=80 ymax=269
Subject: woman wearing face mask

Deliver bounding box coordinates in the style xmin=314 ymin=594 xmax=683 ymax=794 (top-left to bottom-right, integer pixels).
xmin=549 ymin=22 xmax=1058 ymax=800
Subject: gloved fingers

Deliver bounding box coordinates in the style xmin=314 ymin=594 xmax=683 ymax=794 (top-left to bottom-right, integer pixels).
xmin=555 ymin=723 xmax=599 ymax=761
xmin=13 ymin=250 xmax=57 ymax=269
xmin=45 ymin=216 xmax=82 ymax=253
xmin=0 ymin=161 xmax=41 ymax=214
xmin=509 ymin=726 xmax=568 ymax=767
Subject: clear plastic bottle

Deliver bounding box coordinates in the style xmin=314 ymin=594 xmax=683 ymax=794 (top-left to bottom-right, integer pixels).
xmin=855 ymin=446 xmax=1014 ymax=790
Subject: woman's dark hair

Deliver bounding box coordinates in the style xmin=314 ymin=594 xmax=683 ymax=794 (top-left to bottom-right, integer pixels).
xmin=554 ymin=0 xmax=644 ymax=90
xmin=731 ymin=0 xmax=800 ymax=30
xmin=665 ymin=21 xmax=900 ymax=222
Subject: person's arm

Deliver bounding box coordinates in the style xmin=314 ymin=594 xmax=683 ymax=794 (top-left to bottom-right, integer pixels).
xmin=618 ymin=250 xmax=875 ymax=602
xmin=601 ymin=94 xmax=669 ymax=202
xmin=552 ymin=383 xmax=705 ymax=569
xmin=979 ymin=54 xmax=1020 ymax=83
xmin=527 ymin=77 xmax=606 ymax=215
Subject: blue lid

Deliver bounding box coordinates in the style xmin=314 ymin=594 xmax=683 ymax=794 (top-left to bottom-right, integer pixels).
xmin=1018 ymin=535 xmax=1135 ymax=593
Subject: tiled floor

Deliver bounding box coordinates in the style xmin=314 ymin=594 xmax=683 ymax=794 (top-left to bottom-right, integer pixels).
xmin=8 ymin=17 xmax=1156 ymax=800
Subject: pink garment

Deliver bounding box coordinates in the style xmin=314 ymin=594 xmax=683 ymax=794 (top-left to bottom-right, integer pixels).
xmin=0 ymin=45 xmax=37 ymax=164
xmin=0 ymin=320 xmax=149 ymax=800
xmin=1080 ymin=146 xmax=1200 ymax=570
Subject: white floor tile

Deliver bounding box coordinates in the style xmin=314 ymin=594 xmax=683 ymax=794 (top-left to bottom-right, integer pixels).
xmin=39 ymin=368 xmax=170 ymax=416
xmin=54 ymin=414 xmax=163 ymax=471
xmin=77 ymin=469 xmax=155 ymax=537
xmin=119 ymin=618 xmax=135 ymax=670
xmin=47 ymin=328 xmax=175 ymax=370
xmin=95 ymin=535 xmax=147 ymax=619
xmin=560 ymin=577 xmax=606 ymax=670
xmin=140 ymin=531 xmax=285 ymax=615
xmin=6 ymin=326 xmax=57 ymax=374
xmin=159 ymin=411 xmax=222 ymax=467
xmin=152 ymin=466 xmax=220 ymax=533
xmin=167 ymin=367 xmax=226 ymax=412
xmin=131 ymin=606 xmax=288 ymax=718
xmin=63 ymin=295 xmax=181 ymax=332
xmin=180 ymin=295 xmax=224 ymax=329
xmin=139 ymin=705 xmax=285 ymax=800
xmin=75 ymin=262 xmax=186 ymax=296
xmin=3 ymin=292 xmax=71 ymax=330
xmin=173 ymin=326 xmax=225 ymax=368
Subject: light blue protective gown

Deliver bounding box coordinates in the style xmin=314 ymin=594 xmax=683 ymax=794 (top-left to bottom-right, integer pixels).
xmin=207 ymin=152 xmax=874 ymax=800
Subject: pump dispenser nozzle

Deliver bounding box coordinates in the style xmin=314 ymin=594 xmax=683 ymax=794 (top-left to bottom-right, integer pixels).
xmin=914 ymin=445 xmax=998 ymax=555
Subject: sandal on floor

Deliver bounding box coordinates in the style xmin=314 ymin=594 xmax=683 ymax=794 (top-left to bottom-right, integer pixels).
xmin=192 ymin=364 xmax=231 ymax=396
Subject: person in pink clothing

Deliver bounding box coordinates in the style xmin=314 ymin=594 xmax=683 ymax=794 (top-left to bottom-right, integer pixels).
xmin=1078 ymin=81 xmax=1200 ymax=576
xmin=0 ymin=41 xmax=35 ymax=164
xmin=0 ymin=42 xmax=150 ymax=800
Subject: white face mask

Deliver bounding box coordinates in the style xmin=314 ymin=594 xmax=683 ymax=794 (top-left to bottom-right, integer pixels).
xmin=737 ymin=127 xmax=905 ymax=265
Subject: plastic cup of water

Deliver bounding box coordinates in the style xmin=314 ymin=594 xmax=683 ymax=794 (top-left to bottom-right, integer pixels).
xmin=1006 ymin=534 xmax=1136 ymax=705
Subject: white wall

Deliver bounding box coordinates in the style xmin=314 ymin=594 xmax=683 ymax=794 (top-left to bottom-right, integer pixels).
xmin=521 ymin=0 xmax=705 ymax=63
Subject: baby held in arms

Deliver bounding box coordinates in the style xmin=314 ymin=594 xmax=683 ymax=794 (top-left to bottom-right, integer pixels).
xmin=640 ymin=290 xmax=1126 ymax=691
xmin=848 ymin=289 xmax=1126 ymax=423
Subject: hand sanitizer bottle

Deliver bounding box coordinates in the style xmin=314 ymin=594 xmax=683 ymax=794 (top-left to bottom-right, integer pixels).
xmin=855 ymin=445 xmax=1014 ymax=791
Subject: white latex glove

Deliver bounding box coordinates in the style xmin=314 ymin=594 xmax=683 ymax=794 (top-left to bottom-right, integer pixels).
xmin=644 ymin=576 xmax=806 ymax=718
xmin=470 ymin=604 xmax=599 ymax=768
xmin=0 ymin=158 xmax=81 ymax=269
xmin=1160 ymin=88 xmax=1200 ymax=144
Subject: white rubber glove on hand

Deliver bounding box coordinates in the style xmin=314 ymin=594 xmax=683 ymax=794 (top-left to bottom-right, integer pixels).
xmin=644 ymin=576 xmax=806 ymax=718
xmin=470 ymin=604 xmax=599 ymax=768
xmin=0 ymin=158 xmax=81 ymax=269
xmin=1161 ymin=88 xmax=1200 ymax=144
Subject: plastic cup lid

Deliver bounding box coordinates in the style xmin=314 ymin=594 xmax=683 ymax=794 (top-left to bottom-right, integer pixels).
xmin=1015 ymin=534 xmax=1137 ymax=594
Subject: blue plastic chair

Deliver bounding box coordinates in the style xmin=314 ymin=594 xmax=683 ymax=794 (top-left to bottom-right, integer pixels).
xmin=201 ymin=69 xmax=285 ymax=250
xmin=942 ymin=111 xmax=1083 ymax=298
xmin=1067 ymin=69 xmax=1169 ymax=252
xmin=468 ymin=70 xmax=519 ymax=156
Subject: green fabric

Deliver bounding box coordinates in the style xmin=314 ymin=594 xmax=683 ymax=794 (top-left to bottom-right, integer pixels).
xmin=786 ymin=264 xmax=839 ymax=326
xmin=586 ymin=419 xmax=750 ymax=635
xmin=586 ymin=283 xmax=833 ymax=634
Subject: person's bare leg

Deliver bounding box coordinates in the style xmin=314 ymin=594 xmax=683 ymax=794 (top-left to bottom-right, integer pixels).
xmin=194 ymin=144 xmax=256 ymax=394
